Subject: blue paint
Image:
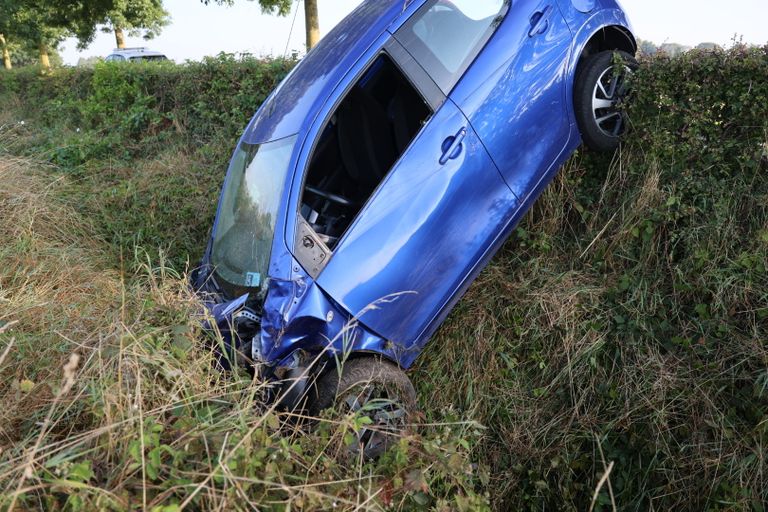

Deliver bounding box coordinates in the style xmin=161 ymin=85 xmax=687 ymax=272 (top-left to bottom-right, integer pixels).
xmin=317 ymin=99 xmax=519 ymax=346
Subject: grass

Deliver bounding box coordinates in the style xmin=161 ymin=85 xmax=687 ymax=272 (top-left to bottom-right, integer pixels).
xmin=1 ymin=46 xmax=767 ymax=510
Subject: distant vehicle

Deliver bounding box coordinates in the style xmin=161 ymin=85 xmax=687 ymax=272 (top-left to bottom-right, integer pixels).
xmin=104 ymin=47 xmax=168 ymax=62
xmin=193 ymin=0 xmax=637 ymax=457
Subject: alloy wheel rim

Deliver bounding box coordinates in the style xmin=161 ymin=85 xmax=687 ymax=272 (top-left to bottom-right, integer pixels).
xmin=342 ymin=384 xmax=408 ymax=457
xmin=591 ymin=64 xmax=633 ymax=138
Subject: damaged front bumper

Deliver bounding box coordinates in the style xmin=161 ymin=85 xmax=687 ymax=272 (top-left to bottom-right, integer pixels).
xmin=193 ymin=257 xmax=413 ymax=405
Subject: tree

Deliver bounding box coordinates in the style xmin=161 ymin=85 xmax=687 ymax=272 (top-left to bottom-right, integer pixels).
xmin=696 ymin=42 xmax=719 ymax=51
xmin=202 ymin=0 xmax=320 ymax=51
xmin=4 ymin=39 xmax=64 ymax=68
xmin=0 ymin=0 xmax=114 ymax=69
xmin=636 ymin=38 xmax=658 ymax=57
xmin=100 ymin=0 xmax=170 ymax=49
xmin=303 ymin=0 xmax=319 ymax=50
xmin=0 ymin=34 xmax=11 ymax=70
xmin=0 ymin=1 xmax=16 ymax=69
xmin=660 ymin=43 xmax=692 ymax=57
xmin=7 ymin=1 xmax=69 ymax=69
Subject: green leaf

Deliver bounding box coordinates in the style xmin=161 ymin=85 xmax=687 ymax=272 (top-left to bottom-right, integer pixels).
xmin=129 ymin=440 xmax=142 ymax=464
xmin=67 ymin=461 xmax=93 ymax=483
xmin=152 ymin=506 xmax=181 ymax=512
xmin=695 ymin=303 xmax=710 ymax=319
xmin=411 ymin=491 xmax=430 ymax=506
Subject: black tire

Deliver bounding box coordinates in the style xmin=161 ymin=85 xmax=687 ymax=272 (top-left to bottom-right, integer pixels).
xmin=309 ymin=357 xmax=417 ymax=459
xmin=574 ymin=50 xmax=638 ymax=152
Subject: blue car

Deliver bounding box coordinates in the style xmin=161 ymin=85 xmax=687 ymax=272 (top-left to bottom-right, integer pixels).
xmin=193 ymin=0 xmax=636 ymax=456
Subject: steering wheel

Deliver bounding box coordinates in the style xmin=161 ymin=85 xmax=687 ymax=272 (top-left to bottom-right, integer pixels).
xmin=305 ymin=185 xmax=357 ymax=207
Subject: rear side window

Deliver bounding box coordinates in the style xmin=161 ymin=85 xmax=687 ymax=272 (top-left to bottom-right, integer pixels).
xmin=395 ymin=0 xmax=509 ymax=93
xmin=129 ymin=55 xmax=167 ymax=62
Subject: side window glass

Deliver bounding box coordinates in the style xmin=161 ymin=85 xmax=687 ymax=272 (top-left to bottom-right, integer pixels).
xmin=395 ymin=0 xmax=509 ymax=93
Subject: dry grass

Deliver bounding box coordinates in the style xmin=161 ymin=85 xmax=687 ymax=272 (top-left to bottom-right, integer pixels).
xmin=0 ymin=147 xmax=483 ymax=510
xmin=0 ymin=152 xmax=122 ymax=444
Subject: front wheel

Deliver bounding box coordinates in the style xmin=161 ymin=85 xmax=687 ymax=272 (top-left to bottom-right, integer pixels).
xmin=574 ymin=50 xmax=638 ymax=152
xmin=309 ymin=357 xmax=417 ymax=459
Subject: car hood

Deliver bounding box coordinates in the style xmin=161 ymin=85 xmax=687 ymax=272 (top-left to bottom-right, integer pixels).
xmin=242 ymin=0 xmax=407 ymax=145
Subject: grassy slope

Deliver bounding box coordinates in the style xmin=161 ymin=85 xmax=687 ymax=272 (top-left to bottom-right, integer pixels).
xmin=1 ymin=47 xmax=767 ymax=510
xmin=0 ymin=128 xmax=486 ymax=511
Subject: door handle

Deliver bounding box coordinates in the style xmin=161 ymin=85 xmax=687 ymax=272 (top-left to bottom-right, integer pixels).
xmin=529 ymin=5 xmax=554 ymax=37
xmin=440 ymin=128 xmax=467 ymax=165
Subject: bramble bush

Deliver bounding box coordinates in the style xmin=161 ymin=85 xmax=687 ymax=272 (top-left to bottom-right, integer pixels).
xmin=1 ymin=44 xmax=767 ymax=510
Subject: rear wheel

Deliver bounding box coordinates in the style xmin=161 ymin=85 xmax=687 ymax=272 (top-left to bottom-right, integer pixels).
xmin=574 ymin=50 xmax=638 ymax=152
xmin=309 ymin=357 xmax=417 ymax=459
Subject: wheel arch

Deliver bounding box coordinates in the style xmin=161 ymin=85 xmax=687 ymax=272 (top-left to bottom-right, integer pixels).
xmin=577 ymin=25 xmax=637 ymax=66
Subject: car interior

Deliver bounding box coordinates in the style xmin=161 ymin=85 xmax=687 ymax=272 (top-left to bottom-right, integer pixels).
xmin=300 ymin=53 xmax=432 ymax=249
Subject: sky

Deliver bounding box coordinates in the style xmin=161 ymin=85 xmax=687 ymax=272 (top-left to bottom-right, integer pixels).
xmin=60 ymin=0 xmax=767 ymax=65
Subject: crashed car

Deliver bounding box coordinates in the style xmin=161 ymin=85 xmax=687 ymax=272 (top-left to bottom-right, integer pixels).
xmin=193 ymin=0 xmax=636 ymax=456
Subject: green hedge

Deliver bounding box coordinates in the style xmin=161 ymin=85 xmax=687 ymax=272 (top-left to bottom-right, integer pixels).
xmin=0 ymin=54 xmax=295 ymax=165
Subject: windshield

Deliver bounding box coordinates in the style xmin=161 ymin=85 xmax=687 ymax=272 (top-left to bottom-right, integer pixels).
xmin=210 ymin=135 xmax=297 ymax=300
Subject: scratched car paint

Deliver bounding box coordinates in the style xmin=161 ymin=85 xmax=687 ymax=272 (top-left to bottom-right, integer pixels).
xmin=193 ymin=0 xmax=636 ymax=455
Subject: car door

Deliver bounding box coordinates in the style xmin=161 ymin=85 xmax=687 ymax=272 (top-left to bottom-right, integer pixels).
xmin=449 ymin=0 xmax=573 ymax=203
xmin=316 ymin=97 xmax=519 ymax=346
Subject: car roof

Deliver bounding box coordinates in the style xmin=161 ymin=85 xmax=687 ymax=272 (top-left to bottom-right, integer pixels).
xmin=243 ymin=0 xmax=407 ymax=144
xmin=109 ymin=47 xmax=167 ymax=59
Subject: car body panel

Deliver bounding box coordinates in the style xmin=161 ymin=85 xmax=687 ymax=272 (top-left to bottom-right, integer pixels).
xmin=450 ymin=0 xmax=572 ymax=203
xmin=276 ymin=20 xmax=458 ymax=279
xmin=256 ymin=262 xmax=402 ymax=367
xmin=316 ymin=98 xmax=519 ymax=345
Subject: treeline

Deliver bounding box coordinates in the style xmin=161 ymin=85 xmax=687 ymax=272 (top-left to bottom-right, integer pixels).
xmin=637 ymin=38 xmax=723 ymax=57
xmin=0 ymin=0 xmax=172 ymax=70
xmin=0 ymin=0 xmax=319 ymax=71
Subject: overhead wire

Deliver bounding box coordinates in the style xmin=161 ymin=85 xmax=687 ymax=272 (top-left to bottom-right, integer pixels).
xmin=284 ymin=0 xmax=303 ymax=58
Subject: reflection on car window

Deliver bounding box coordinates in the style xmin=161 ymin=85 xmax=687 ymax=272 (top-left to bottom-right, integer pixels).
xmin=396 ymin=0 xmax=508 ymax=93
xmin=210 ymin=136 xmax=297 ymax=300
